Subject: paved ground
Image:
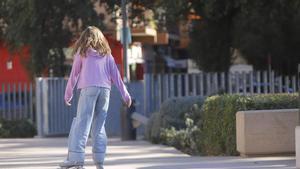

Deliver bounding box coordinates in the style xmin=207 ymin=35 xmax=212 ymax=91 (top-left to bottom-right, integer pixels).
xmin=0 ymin=137 xmax=296 ymax=169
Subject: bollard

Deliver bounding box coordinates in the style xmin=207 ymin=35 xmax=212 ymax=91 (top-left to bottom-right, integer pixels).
xmin=120 ymin=99 xmax=136 ymax=140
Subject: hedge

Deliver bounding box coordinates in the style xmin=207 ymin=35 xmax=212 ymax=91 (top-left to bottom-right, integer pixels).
xmin=201 ymin=93 xmax=299 ymax=155
xmin=145 ymin=93 xmax=299 ymax=156
xmin=0 ymin=119 xmax=37 ymax=138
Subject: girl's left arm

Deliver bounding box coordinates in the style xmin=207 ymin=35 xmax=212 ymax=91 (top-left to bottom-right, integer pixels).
xmin=64 ymin=52 xmax=82 ymax=103
xmin=108 ymin=54 xmax=131 ymax=105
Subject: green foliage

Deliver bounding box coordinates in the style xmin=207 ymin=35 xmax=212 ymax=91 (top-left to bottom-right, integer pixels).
xmin=145 ymin=112 xmax=162 ymax=143
xmin=0 ymin=119 xmax=37 ymax=138
xmin=146 ymin=93 xmax=299 ymax=156
xmin=150 ymin=0 xmax=300 ymax=74
xmin=145 ymin=96 xmax=205 ymax=144
xmin=233 ymin=0 xmax=300 ymax=74
xmin=0 ymin=0 xmax=106 ymax=77
xmin=201 ymin=93 xmax=299 ymax=155
xmin=160 ymin=117 xmax=203 ymax=155
xmin=188 ymin=0 xmax=237 ymax=72
xmin=159 ymin=96 xmax=205 ymax=129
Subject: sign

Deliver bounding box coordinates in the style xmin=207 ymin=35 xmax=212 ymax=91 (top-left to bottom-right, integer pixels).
xmin=6 ymin=61 xmax=12 ymax=70
xmin=120 ymin=27 xmax=132 ymax=45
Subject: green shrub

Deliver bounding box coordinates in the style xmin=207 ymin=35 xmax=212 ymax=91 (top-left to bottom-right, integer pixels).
xmin=160 ymin=117 xmax=203 ymax=155
xmin=159 ymin=96 xmax=205 ymax=129
xmin=145 ymin=96 xmax=205 ymax=144
xmin=145 ymin=93 xmax=299 ymax=156
xmin=201 ymin=93 xmax=299 ymax=156
xmin=0 ymin=119 xmax=37 ymax=138
xmin=145 ymin=112 xmax=162 ymax=143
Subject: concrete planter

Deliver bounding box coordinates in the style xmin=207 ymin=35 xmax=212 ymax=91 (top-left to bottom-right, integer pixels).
xmin=236 ymin=109 xmax=299 ymax=157
xmin=296 ymin=126 xmax=300 ymax=168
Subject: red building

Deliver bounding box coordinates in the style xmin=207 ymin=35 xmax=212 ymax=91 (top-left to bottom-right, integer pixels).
xmin=0 ymin=42 xmax=31 ymax=85
xmin=0 ymin=37 xmax=125 ymax=86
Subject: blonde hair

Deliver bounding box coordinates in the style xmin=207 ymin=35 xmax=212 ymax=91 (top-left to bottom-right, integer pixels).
xmin=72 ymin=26 xmax=111 ymax=57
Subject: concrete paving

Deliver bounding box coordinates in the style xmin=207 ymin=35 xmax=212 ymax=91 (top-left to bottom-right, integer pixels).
xmin=0 ymin=137 xmax=296 ymax=169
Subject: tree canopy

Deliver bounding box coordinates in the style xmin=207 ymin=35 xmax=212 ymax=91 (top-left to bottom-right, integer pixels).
xmin=154 ymin=0 xmax=300 ymax=74
xmin=0 ymin=0 xmax=105 ymax=77
xmin=1 ymin=0 xmax=300 ymax=75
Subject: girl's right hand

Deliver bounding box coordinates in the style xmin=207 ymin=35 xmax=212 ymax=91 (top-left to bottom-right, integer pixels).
xmin=125 ymin=98 xmax=132 ymax=108
xmin=65 ymin=100 xmax=71 ymax=106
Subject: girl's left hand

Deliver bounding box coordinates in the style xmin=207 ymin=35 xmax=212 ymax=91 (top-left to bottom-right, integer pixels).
xmin=65 ymin=101 xmax=71 ymax=106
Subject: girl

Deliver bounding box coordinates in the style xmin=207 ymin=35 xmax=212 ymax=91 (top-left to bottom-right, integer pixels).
xmin=60 ymin=26 xmax=132 ymax=169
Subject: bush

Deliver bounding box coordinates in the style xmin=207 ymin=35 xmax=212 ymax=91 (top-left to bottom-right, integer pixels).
xmin=0 ymin=119 xmax=37 ymax=138
xmin=145 ymin=96 xmax=205 ymax=144
xmin=201 ymin=93 xmax=299 ymax=156
xmin=160 ymin=117 xmax=203 ymax=155
xmin=159 ymin=96 xmax=205 ymax=129
xmin=145 ymin=93 xmax=299 ymax=156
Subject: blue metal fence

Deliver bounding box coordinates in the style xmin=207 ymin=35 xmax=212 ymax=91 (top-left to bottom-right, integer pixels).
xmin=144 ymin=71 xmax=299 ymax=115
xmin=35 ymin=77 xmax=145 ymax=137
xmin=0 ymin=82 xmax=34 ymax=121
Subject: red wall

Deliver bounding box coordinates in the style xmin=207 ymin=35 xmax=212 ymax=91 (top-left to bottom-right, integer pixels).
xmin=107 ymin=36 xmax=124 ymax=79
xmin=0 ymin=42 xmax=31 ymax=84
xmin=0 ymin=37 xmax=124 ymax=85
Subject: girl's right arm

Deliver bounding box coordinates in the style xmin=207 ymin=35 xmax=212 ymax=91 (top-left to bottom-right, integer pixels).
xmin=64 ymin=52 xmax=82 ymax=104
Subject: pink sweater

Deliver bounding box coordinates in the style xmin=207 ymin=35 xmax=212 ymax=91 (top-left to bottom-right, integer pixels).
xmin=64 ymin=48 xmax=131 ymax=103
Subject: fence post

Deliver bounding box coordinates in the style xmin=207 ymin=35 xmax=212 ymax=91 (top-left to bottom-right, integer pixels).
xmin=199 ymin=72 xmax=204 ymax=96
xmin=235 ymin=72 xmax=240 ymax=94
xmin=24 ymin=83 xmax=28 ymax=119
xmin=249 ymin=72 xmax=254 ymax=94
xmin=12 ymin=83 xmax=17 ymax=120
xmin=263 ymin=71 xmax=268 ymax=94
xmin=270 ymin=71 xmax=275 ymax=93
xmin=162 ymin=74 xmax=168 ymax=102
xmin=18 ymin=83 xmax=22 ymax=120
xmin=228 ymin=72 xmax=232 ymax=94
xmin=192 ymin=74 xmax=197 ymax=96
xmin=278 ymin=76 xmax=283 ymax=93
xmin=292 ymin=76 xmax=297 ymax=93
xmin=1 ymin=84 xmax=5 ymax=119
xmin=212 ymin=73 xmax=218 ymax=94
xmin=256 ymin=71 xmax=261 ymax=94
xmin=36 ymin=78 xmax=43 ymax=137
xmin=185 ymin=74 xmax=189 ymax=96
xmin=7 ymin=84 xmax=11 ymax=120
xmin=170 ymin=74 xmax=175 ymax=98
xmin=221 ymin=72 xmax=225 ymax=92
xmin=29 ymin=83 xmax=33 ymax=121
xmin=158 ymin=74 xmax=162 ymax=107
xmin=36 ymin=78 xmax=49 ymax=137
xmin=144 ymin=74 xmax=150 ymax=116
xmin=242 ymin=72 xmax=247 ymax=95
xmin=206 ymin=73 xmax=211 ymax=96
xmin=177 ymin=74 xmax=182 ymax=97
xmin=285 ymin=76 xmax=290 ymax=93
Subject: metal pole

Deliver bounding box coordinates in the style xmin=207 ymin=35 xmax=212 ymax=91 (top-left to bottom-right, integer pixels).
xmin=298 ymin=64 xmax=300 ymax=125
xmin=122 ymin=0 xmax=129 ymax=82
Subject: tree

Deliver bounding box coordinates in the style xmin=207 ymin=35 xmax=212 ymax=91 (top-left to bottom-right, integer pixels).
xmin=188 ymin=0 xmax=237 ymax=72
xmin=190 ymin=0 xmax=300 ymax=74
xmin=233 ymin=0 xmax=300 ymax=74
xmin=0 ymin=0 xmax=105 ymax=77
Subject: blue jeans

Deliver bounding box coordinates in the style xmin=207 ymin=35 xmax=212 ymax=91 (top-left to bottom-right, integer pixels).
xmin=67 ymin=86 xmax=110 ymax=166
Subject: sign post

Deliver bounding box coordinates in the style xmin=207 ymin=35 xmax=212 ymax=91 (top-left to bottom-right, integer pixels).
xmin=121 ymin=0 xmax=129 ymax=82
xmin=298 ymin=64 xmax=300 ymax=125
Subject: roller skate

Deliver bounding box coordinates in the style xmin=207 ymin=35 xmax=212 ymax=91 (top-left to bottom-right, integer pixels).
xmin=58 ymin=160 xmax=84 ymax=169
